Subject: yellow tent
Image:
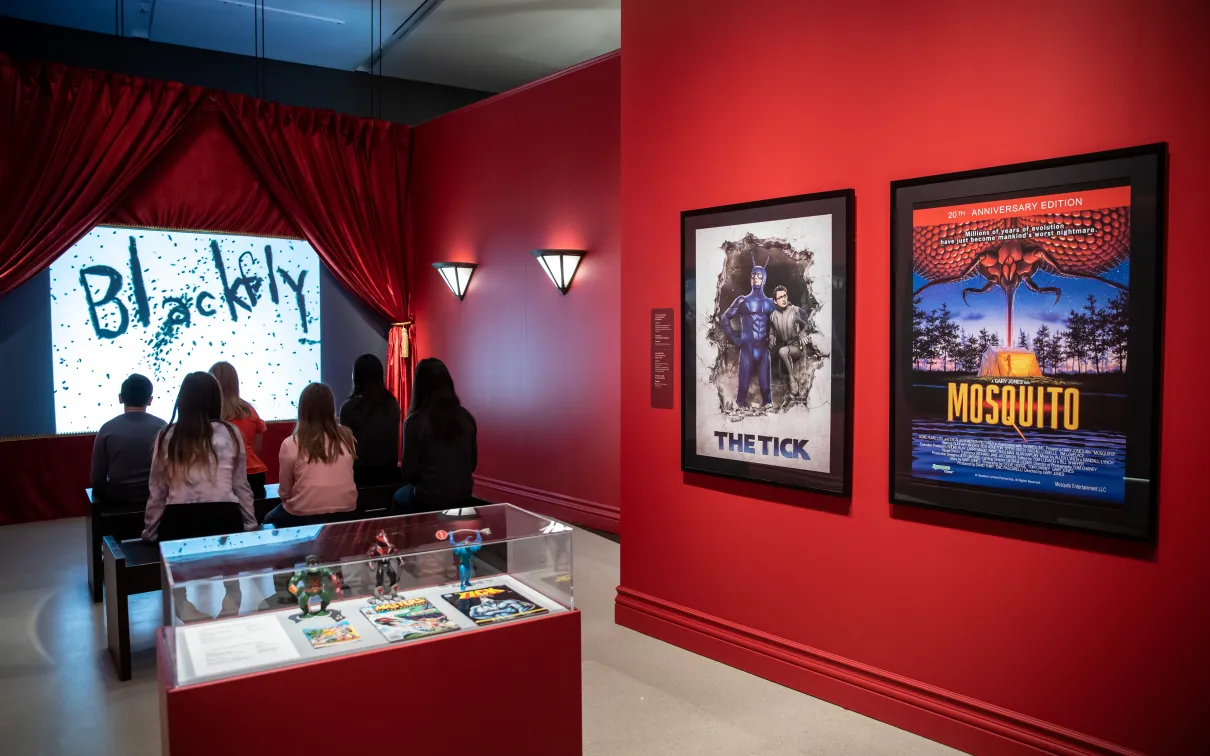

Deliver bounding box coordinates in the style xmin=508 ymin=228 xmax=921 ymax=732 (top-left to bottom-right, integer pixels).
xmin=978 ymin=347 xmax=1042 ymax=378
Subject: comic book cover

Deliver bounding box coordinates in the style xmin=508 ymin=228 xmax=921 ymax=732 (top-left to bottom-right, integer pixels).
xmin=302 ymin=620 xmax=361 ymax=649
xmin=441 ymin=585 xmax=548 ymax=626
xmin=359 ymin=596 xmax=461 ymax=643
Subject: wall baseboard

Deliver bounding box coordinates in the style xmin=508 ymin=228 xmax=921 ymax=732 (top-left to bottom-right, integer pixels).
xmin=615 ymin=586 xmax=1140 ymax=756
xmin=474 ymin=475 xmax=619 ymax=533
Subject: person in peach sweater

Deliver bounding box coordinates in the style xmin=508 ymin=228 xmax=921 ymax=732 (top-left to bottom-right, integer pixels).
xmin=263 ymin=383 xmax=357 ymax=527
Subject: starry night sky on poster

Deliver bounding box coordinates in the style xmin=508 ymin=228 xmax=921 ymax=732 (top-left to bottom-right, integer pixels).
xmin=912 ymin=262 xmax=1129 ymax=345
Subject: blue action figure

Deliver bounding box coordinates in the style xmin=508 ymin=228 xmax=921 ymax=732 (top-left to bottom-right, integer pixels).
xmin=721 ymin=248 xmax=776 ymax=407
xmin=443 ymin=527 xmax=492 ymax=590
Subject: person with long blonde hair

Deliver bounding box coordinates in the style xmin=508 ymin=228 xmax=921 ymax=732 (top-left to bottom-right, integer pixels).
xmin=142 ymin=371 xmax=256 ymax=541
xmin=209 ymin=361 xmax=268 ymax=498
xmin=263 ymin=383 xmax=358 ymax=527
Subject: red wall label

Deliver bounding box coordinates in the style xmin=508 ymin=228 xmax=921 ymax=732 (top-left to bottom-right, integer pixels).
xmin=651 ymin=308 xmax=674 ymax=409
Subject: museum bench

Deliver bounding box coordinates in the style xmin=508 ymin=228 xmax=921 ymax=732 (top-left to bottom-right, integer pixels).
xmin=86 ymin=488 xmax=147 ymax=603
xmin=91 ymin=484 xmax=284 ymax=603
xmin=103 ymin=484 xmax=412 ymax=681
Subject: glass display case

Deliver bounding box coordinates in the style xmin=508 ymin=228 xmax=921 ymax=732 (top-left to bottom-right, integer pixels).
xmin=158 ymin=504 xmax=574 ymax=687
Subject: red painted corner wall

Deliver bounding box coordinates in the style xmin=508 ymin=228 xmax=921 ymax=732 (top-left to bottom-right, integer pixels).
xmin=619 ymin=1 xmax=1209 ymax=754
xmin=409 ymin=54 xmax=621 ymax=530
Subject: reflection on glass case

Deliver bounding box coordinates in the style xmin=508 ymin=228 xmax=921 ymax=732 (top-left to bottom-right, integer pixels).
xmin=158 ymin=504 xmax=574 ymax=686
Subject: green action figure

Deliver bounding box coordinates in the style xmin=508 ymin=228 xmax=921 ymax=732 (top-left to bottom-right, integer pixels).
xmin=288 ymin=554 xmax=336 ymax=618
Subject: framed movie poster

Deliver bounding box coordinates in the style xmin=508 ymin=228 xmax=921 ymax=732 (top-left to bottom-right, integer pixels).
xmin=890 ymin=144 xmax=1166 ymax=538
xmin=682 ymin=190 xmax=854 ymax=495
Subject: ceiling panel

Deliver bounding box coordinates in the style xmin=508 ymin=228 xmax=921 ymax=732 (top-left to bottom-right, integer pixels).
xmin=0 ymin=0 xmax=117 ymax=35
xmin=0 ymin=0 xmax=620 ymax=93
xmin=381 ymin=0 xmax=620 ymax=92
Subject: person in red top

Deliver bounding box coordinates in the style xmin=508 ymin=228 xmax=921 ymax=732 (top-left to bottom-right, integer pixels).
xmin=209 ymin=361 xmax=269 ymax=498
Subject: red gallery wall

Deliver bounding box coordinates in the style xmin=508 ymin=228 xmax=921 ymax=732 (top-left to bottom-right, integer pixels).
xmin=616 ymin=1 xmax=1209 ymax=755
xmin=409 ymin=54 xmax=621 ymax=531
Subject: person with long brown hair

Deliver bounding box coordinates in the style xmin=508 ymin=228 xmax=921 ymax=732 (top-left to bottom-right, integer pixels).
xmin=209 ymin=361 xmax=269 ymax=498
xmin=393 ymin=358 xmax=477 ymax=514
xmin=263 ymin=383 xmax=358 ymax=527
xmin=142 ymin=371 xmax=256 ymax=541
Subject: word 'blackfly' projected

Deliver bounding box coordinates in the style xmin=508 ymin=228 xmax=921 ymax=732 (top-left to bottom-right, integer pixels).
xmin=50 ymin=227 xmax=321 ymax=433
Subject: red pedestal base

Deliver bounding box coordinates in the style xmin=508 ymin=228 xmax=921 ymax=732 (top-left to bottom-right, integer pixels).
xmin=158 ymin=610 xmax=581 ymax=756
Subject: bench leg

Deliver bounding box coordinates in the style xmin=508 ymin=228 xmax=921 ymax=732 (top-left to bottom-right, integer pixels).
xmin=104 ymin=551 xmax=132 ymax=681
xmin=88 ymin=511 xmax=103 ymax=603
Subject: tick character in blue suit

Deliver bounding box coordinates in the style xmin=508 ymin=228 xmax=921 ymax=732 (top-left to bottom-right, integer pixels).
xmin=721 ymin=248 xmax=776 ymax=407
xmin=447 ymin=527 xmax=492 ymax=590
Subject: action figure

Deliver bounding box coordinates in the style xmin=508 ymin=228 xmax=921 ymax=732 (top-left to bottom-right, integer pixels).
xmin=437 ymin=528 xmax=492 ymax=590
xmin=721 ymin=248 xmax=776 ymax=407
xmin=367 ymin=530 xmax=401 ymax=604
xmin=769 ymin=285 xmax=813 ymax=397
xmin=287 ymin=554 xmax=338 ymax=619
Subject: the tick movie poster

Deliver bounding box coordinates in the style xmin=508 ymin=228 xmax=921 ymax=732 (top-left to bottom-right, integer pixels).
xmin=681 ymin=191 xmax=853 ymax=495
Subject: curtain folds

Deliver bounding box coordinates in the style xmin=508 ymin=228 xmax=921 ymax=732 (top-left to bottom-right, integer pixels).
xmin=0 ymin=54 xmax=416 ymax=523
xmin=106 ymin=107 xmax=301 ymax=239
xmin=0 ymin=51 xmax=412 ymax=410
xmin=0 ymin=53 xmax=204 ymax=297
xmin=216 ymin=93 xmax=413 ymax=409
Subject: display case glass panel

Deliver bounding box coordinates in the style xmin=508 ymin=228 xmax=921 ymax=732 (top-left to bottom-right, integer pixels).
xmin=158 ymin=504 xmax=574 ymax=686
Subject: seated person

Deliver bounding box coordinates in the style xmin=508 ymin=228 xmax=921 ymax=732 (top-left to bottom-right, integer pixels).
xmin=264 ymin=383 xmax=358 ymax=527
xmin=90 ymin=374 xmax=166 ymax=507
xmin=394 ymin=358 xmax=477 ymax=515
xmin=142 ymin=371 xmax=257 ymax=542
xmin=209 ymin=361 xmax=269 ymax=499
xmin=339 ymin=354 xmax=402 ymax=487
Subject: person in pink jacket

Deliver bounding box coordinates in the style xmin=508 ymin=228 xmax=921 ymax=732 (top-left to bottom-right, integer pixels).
xmin=263 ymin=383 xmax=358 ymax=527
xmin=142 ymin=371 xmax=256 ymax=542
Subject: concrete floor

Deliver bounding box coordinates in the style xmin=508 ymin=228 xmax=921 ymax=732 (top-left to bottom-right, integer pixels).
xmin=0 ymin=518 xmax=964 ymax=756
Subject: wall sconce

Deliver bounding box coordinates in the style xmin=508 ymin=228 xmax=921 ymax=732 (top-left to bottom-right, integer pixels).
xmin=531 ymin=249 xmax=586 ymax=295
xmin=433 ymin=262 xmax=476 ymax=301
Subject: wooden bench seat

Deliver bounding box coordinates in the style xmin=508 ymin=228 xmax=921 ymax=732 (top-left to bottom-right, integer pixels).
xmin=102 ymin=483 xmax=405 ymax=680
xmin=86 ymin=489 xmax=146 ymax=603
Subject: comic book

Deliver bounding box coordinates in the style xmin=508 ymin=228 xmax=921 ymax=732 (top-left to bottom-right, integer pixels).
xmin=359 ymin=596 xmax=461 ymax=643
xmin=302 ymin=620 xmax=360 ymax=649
xmin=441 ymin=584 xmax=548 ymax=626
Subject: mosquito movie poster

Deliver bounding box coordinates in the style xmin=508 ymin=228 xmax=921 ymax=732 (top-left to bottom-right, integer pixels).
xmin=682 ymin=190 xmax=853 ymax=495
xmin=890 ymin=145 xmax=1166 ymax=538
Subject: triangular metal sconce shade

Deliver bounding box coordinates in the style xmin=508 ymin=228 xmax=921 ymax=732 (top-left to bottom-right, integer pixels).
xmin=531 ymin=249 xmax=586 ymax=295
xmin=433 ymin=262 xmax=477 ymax=300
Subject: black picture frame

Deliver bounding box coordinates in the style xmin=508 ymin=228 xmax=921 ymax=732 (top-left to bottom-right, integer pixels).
xmin=889 ymin=144 xmax=1166 ymax=539
xmin=682 ymin=189 xmax=855 ymax=496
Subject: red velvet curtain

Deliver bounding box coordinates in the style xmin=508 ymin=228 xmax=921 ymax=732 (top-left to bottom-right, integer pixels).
xmin=0 ymin=53 xmax=204 ymax=297
xmin=216 ymin=93 xmax=414 ymax=411
xmin=0 ymin=56 xmax=415 ymax=524
xmin=107 ymin=107 xmax=301 ymax=238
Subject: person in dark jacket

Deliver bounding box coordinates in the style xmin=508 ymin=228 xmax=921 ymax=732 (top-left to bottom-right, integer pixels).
xmin=339 ymin=354 xmax=402 ymax=487
xmin=90 ymin=374 xmax=166 ymax=506
xmin=393 ymin=358 xmax=477 ymax=514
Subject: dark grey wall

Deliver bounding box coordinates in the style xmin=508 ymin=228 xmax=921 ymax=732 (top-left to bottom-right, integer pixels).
xmin=0 ymin=270 xmax=54 ymax=438
xmin=0 ymin=16 xmax=490 ymax=125
xmin=319 ymin=266 xmax=393 ymax=409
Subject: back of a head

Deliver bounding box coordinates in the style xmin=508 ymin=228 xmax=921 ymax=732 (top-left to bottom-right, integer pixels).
xmin=296 ymin=382 xmax=354 ymax=463
xmin=350 ymin=353 xmax=391 ymax=408
xmin=161 ymin=371 xmax=228 ymax=483
xmin=208 ymin=361 xmax=250 ymax=420
xmin=120 ymin=374 xmax=153 ymax=408
xmin=409 ymin=358 xmax=466 ymax=442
